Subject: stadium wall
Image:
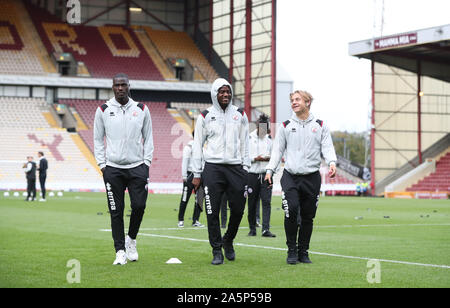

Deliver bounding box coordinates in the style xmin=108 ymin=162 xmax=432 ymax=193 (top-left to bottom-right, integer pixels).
xmin=373 ymin=62 xmax=450 ymax=193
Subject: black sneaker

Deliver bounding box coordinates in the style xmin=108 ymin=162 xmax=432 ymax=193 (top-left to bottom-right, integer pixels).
xmin=298 ymin=252 xmax=312 ymax=264
xmin=248 ymin=229 xmax=256 ymax=236
xmin=223 ymin=242 xmax=235 ymax=261
xmin=262 ymin=230 xmax=276 ymax=238
xmin=211 ymin=250 xmax=224 ymax=265
xmin=286 ymin=249 xmax=299 ymax=265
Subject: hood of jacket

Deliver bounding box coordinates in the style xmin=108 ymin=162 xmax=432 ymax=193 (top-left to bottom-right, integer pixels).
xmin=210 ymin=78 xmax=233 ymax=112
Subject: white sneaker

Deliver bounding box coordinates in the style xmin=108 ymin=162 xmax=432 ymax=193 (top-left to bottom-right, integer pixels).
xmin=39 ymin=198 xmax=46 ymax=202
xmin=113 ymin=250 xmax=127 ymax=265
xmin=125 ymin=235 xmax=138 ymax=262
xmin=192 ymin=221 xmax=205 ymax=227
xmin=178 ymin=221 xmax=184 ymax=228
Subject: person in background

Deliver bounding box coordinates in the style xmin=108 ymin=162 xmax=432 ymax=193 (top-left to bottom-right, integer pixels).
xmin=356 ymin=182 xmax=361 ymax=196
xmin=362 ymin=182 xmax=369 ymax=196
xmin=37 ymin=151 xmax=48 ymax=202
xmin=178 ymin=131 xmax=204 ymax=228
xmin=247 ymin=114 xmax=275 ymax=238
xmin=23 ymin=156 xmax=37 ymax=201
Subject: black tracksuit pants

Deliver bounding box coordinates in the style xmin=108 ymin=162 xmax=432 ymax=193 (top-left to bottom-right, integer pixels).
xmin=178 ymin=172 xmax=202 ymax=223
xmin=247 ymin=173 xmax=272 ymax=232
xmin=280 ymin=170 xmax=321 ymax=253
xmin=202 ymin=162 xmax=247 ymax=252
xmin=26 ymin=176 xmax=36 ymax=200
xmin=39 ymin=172 xmax=47 ymax=199
xmin=103 ymin=164 xmax=149 ymax=252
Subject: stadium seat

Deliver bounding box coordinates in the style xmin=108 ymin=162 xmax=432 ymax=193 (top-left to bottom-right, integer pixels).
xmin=144 ymin=27 xmax=218 ymax=82
xmin=0 ymin=97 xmax=102 ymax=191
xmin=24 ymin=3 xmax=164 ymax=81
xmin=406 ymin=152 xmax=450 ymax=193
xmin=0 ymin=0 xmax=56 ymax=75
xmin=61 ymin=99 xmax=186 ymax=183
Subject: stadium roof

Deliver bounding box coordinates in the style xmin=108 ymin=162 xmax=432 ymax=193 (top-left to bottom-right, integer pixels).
xmin=348 ymin=24 xmax=450 ymax=83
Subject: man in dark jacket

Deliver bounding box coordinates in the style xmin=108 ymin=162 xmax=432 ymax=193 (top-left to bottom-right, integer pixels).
xmin=37 ymin=151 xmax=48 ymax=202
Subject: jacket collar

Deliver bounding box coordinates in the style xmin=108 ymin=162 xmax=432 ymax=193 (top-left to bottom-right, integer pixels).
xmin=250 ymin=129 xmax=269 ymax=140
xmin=109 ymin=97 xmax=134 ymax=109
xmin=290 ymin=112 xmax=314 ymax=125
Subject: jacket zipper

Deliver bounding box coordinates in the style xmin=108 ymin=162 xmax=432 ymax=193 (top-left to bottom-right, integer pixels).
xmin=121 ymin=106 xmax=127 ymax=163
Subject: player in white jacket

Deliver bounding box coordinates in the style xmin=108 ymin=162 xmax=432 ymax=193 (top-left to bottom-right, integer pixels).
xmin=94 ymin=73 xmax=153 ymax=265
xmin=191 ymin=78 xmax=250 ymax=265
xmin=265 ymin=90 xmax=337 ymax=264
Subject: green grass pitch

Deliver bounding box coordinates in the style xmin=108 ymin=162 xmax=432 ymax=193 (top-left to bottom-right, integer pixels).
xmin=0 ymin=192 xmax=449 ymax=288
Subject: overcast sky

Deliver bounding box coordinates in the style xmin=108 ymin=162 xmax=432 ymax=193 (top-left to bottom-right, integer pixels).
xmin=276 ymin=0 xmax=450 ymax=132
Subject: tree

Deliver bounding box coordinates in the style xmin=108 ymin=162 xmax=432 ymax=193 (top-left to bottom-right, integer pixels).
xmin=331 ymin=131 xmax=369 ymax=166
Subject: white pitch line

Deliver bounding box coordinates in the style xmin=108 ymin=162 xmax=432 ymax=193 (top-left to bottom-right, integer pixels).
xmin=314 ymin=223 xmax=450 ymax=229
xmin=100 ymin=223 xmax=450 ymax=232
xmin=98 ymin=230 xmax=450 ymax=269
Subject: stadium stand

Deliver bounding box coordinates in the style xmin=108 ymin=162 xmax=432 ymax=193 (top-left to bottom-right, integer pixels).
xmin=24 ymin=2 xmax=164 ymax=80
xmin=407 ymin=151 xmax=450 ymax=192
xmin=61 ymin=99 xmax=187 ymax=183
xmin=0 ymin=0 xmax=56 ymax=75
xmin=0 ymin=97 xmax=102 ymax=191
xmin=132 ymin=27 xmax=176 ymax=81
xmin=320 ymin=164 xmax=357 ymax=196
xmin=147 ymin=102 xmax=188 ymax=183
xmin=144 ymin=27 xmax=218 ymax=82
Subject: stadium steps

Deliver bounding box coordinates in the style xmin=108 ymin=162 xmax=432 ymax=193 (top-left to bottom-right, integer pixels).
xmin=132 ymin=27 xmax=176 ymax=81
xmin=167 ymin=108 xmax=192 ymax=136
xmin=76 ymin=61 xmax=91 ymax=77
xmin=70 ymin=134 xmax=101 ymax=175
xmin=60 ymin=99 xmax=183 ymax=183
xmin=144 ymin=27 xmax=218 ymax=82
xmin=0 ymin=0 xmax=56 ymax=75
xmin=14 ymin=0 xmax=57 ymax=74
xmin=69 ymin=107 xmax=89 ymax=131
xmin=375 ymin=133 xmax=450 ymax=195
xmin=42 ymin=111 xmax=59 ymax=128
xmin=406 ymin=151 xmax=450 ymax=193
xmin=0 ymin=97 xmax=102 ymax=190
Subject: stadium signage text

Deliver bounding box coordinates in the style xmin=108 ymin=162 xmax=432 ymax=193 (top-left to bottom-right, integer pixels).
xmin=374 ymin=32 xmax=417 ymax=50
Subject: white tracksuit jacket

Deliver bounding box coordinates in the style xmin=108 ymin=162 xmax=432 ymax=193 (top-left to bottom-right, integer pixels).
xmin=181 ymin=140 xmax=194 ymax=180
xmin=192 ymin=78 xmax=250 ymax=177
xmin=266 ymin=113 xmax=336 ymax=176
xmin=93 ymin=97 xmax=154 ymax=170
xmin=248 ymin=130 xmax=272 ymax=174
